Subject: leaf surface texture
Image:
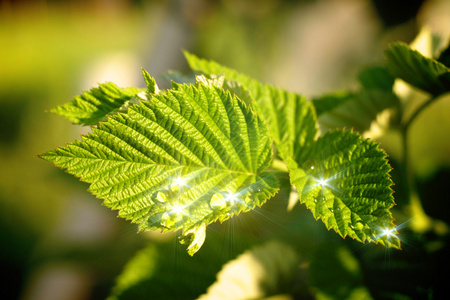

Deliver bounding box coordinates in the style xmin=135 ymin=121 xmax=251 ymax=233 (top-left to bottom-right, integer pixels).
xmin=50 ymin=82 xmax=147 ymax=125
xmin=41 ymin=83 xmax=279 ymax=254
xmin=289 ymin=130 xmax=399 ymax=248
xmin=185 ymin=51 xmax=318 ymax=167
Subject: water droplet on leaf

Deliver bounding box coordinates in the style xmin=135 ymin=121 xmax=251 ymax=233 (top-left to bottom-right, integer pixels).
xmin=160 ymin=211 xmax=177 ymax=229
xmin=156 ymin=191 xmax=168 ymax=203
xmin=210 ymin=193 xmax=226 ymax=210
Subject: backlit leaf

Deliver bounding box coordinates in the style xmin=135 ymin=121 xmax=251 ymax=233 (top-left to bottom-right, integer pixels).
xmin=384 ymin=42 xmax=450 ymax=95
xmin=40 ymin=81 xmax=279 ymax=255
xmin=185 ymin=52 xmax=399 ymax=249
xmin=289 ymin=130 xmax=400 ymax=248
xmin=50 ymin=82 xmax=147 ymax=126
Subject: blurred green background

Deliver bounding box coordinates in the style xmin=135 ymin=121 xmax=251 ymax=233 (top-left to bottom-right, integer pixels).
xmin=1 ymin=0 xmax=449 ymax=299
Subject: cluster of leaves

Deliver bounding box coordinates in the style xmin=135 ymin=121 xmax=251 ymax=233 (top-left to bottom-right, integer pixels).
xmin=39 ymin=46 xmax=412 ymax=258
xmin=40 ymin=34 xmax=450 ymax=298
xmin=40 ymin=52 xmax=405 ymax=255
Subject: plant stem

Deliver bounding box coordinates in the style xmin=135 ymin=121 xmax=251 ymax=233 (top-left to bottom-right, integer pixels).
xmin=400 ymin=126 xmax=411 ymax=204
xmin=401 ymin=94 xmax=439 ymax=179
xmin=403 ymin=95 xmax=439 ymax=130
xmin=400 ymin=94 xmax=440 ymax=232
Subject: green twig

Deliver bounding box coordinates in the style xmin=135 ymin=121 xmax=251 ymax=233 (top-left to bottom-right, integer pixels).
xmin=402 ymin=95 xmax=440 ymax=131
xmin=400 ymin=94 xmax=440 ymax=231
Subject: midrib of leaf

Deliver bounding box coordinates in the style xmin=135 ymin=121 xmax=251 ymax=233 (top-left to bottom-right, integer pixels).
xmin=170 ymin=86 xmax=249 ymax=171
xmin=104 ymin=116 xmax=193 ymax=165
xmin=151 ymin=90 xmax=230 ymax=169
xmin=44 ymin=147 xmax=267 ymax=227
xmin=128 ymin=106 xmax=206 ymax=166
xmin=45 ymin=151 xmax=258 ymax=177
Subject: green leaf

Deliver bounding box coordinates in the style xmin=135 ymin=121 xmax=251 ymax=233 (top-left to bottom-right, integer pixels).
xmin=184 ymin=51 xmax=318 ymax=168
xmin=256 ymin=86 xmax=318 ymax=168
xmin=312 ymin=91 xmax=354 ymax=117
xmin=141 ymin=68 xmax=159 ymax=94
xmin=179 ymin=223 xmax=206 ymax=256
xmin=198 ymin=240 xmax=299 ymax=300
xmin=40 ymin=82 xmax=279 ymax=255
xmin=185 ymin=52 xmax=399 ymax=248
xmin=108 ymin=243 xmax=159 ymax=300
xmin=384 ymin=42 xmax=450 ymax=95
xmin=314 ymin=90 xmax=400 ymax=135
xmin=358 ymin=65 xmax=395 ymax=91
xmin=50 ymin=82 xmax=147 ymax=125
xmin=289 ymin=130 xmax=400 ymax=248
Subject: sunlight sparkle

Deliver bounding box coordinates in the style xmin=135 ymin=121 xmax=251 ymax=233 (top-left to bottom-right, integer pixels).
xmin=173 ymin=177 xmax=187 ymax=187
xmin=319 ymin=179 xmax=327 ymax=187
xmin=225 ymin=193 xmax=239 ymax=203
xmin=171 ymin=204 xmax=186 ymax=215
xmin=382 ymin=227 xmax=395 ymax=237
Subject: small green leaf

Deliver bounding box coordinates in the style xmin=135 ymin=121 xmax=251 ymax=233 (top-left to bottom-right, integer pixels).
xmin=179 ymin=223 xmax=206 ymax=256
xmin=40 ymin=81 xmax=279 ymax=254
xmin=312 ymin=91 xmax=354 ymax=117
xmin=184 ymin=51 xmax=318 ymax=167
xmin=108 ymin=243 xmax=159 ymax=300
xmin=141 ymin=68 xmax=160 ymax=94
xmin=314 ymin=90 xmax=400 ymax=135
xmin=358 ymin=65 xmax=395 ymax=91
xmin=384 ymin=42 xmax=450 ymax=95
xmin=50 ymin=82 xmax=146 ymax=125
xmin=289 ymin=130 xmax=400 ymax=248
